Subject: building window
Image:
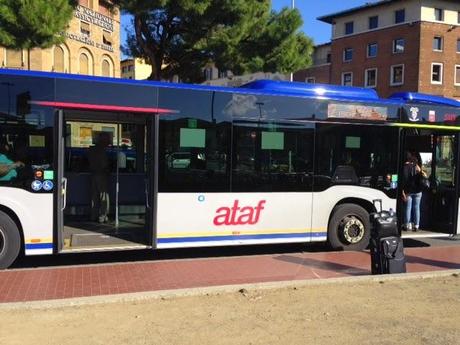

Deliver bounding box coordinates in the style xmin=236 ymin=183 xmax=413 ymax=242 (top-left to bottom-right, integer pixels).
xmin=343 ymin=48 xmax=353 ymax=62
xmin=458 ymin=11 xmax=460 ymax=24
xmin=390 ymin=64 xmax=404 ymax=86
xmin=342 ymin=72 xmax=353 ymax=86
xmin=53 ymin=46 xmax=65 ymax=73
xmin=121 ymin=66 xmax=127 ymax=73
xmin=369 ymin=16 xmax=378 ymax=29
xmin=367 ymin=43 xmax=378 ymax=58
xmin=78 ymin=0 xmax=93 ymax=7
xmin=204 ymin=67 xmax=213 ymax=80
xmin=305 ymin=77 xmax=315 ymax=83
xmin=431 ymin=63 xmax=443 ymax=84
xmin=455 ymin=65 xmax=460 ymax=86
xmin=326 ymin=53 xmax=331 ymax=63
xmin=457 ymin=39 xmax=460 ymax=53
xmin=434 ymin=8 xmax=444 ymax=21
xmin=79 ymin=53 xmax=89 ymax=75
xmin=393 ymin=38 xmax=405 ymax=53
xmin=433 ymin=36 xmax=443 ymax=51
xmin=365 ymin=68 xmax=377 ymax=88
xmin=102 ymin=60 xmax=111 ymax=77
xmin=102 ymin=30 xmax=112 ymax=46
xmin=99 ymin=0 xmax=111 ymax=16
xmin=395 ymin=9 xmax=405 ymax=23
xmin=345 ymin=21 xmax=354 ymax=35
xmin=80 ymin=21 xmax=90 ymax=37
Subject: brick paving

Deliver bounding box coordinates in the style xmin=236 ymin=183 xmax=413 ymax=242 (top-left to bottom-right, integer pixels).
xmin=1 ymin=245 xmax=460 ymax=303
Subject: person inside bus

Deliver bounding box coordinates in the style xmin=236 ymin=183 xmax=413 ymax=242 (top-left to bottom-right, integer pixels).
xmin=88 ymin=132 xmax=111 ymax=224
xmin=0 ymin=138 xmax=25 ymax=182
xmin=401 ymin=151 xmax=426 ymax=231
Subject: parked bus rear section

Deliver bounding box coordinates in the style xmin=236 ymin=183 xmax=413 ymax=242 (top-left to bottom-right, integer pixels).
xmin=0 ymin=69 xmax=460 ymax=269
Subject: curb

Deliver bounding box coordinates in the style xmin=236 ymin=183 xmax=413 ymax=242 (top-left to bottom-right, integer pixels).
xmin=1 ymin=269 xmax=459 ymax=311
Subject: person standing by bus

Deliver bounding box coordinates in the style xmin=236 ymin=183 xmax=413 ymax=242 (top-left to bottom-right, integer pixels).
xmin=401 ymin=151 xmax=426 ymax=231
xmin=88 ymin=132 xmax=111 ymax=223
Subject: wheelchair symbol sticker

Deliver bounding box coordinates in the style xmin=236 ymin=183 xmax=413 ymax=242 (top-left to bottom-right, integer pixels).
xmin=31 ymin=180 xmax=43 ymax=191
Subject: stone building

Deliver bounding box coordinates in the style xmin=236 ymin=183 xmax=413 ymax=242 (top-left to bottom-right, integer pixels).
xmin=294 ymin=0 xmax=460 ymax=99
xmin=121 ymin=58 xmax=153 ymax=80
xmin=0 ymin=0 xmax=120 ymax=77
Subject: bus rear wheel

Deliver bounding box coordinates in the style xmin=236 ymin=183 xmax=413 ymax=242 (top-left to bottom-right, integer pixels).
xmin=328 ymin=204 xmax=370 ymax=251
xmin=0 ymin=211 xmax=21 ymax=269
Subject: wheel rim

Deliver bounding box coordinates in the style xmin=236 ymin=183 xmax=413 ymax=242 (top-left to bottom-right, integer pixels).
xmin=339 ymin=215 xmax=365 ymax=244
xmin=0 ymin=228 xmax=5 ymax=256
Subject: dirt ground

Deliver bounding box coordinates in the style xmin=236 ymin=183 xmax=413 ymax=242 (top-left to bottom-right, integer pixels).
xmin=1 ymin=274 xmax=460 ymax=345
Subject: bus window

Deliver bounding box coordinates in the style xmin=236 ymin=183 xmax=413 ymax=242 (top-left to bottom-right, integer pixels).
xmin=435 ymin=135 xmax=455 ymax=186
xmin=232 ymin=121 xmax=314 ymax=192
xmin=315 ymin=124 xmax=399 ymax=196
xmin=158 ymin=88 xmax=231 ymax=192
xmin=0 ymin=75 xmax=55 ymax=192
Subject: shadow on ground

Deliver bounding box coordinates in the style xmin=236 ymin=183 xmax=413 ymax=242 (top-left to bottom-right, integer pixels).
xmin=10 ymin=242 xmax=332 ymax=269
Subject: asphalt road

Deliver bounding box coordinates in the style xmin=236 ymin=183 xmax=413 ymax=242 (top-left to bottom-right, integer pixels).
xmin=9 ymin=235 xmax=460 ymax=270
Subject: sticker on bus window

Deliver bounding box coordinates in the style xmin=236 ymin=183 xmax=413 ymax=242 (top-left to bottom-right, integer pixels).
xmin=345 ymin=136 xmax=360 ymax=149
xmin=180 ymin=128 xmax=205 ymax=148
xmin=261 ymin=132 xmax=284 ymax=150
xmin=188 ymin=119 xmax=197 ymax=129
xmin=29 ymin=135 xmax=45 ymax=148
xmin=44 ymin=170 xmax=54 ymax=180
xmin=328 ymin=103 xmax=388 ymax=121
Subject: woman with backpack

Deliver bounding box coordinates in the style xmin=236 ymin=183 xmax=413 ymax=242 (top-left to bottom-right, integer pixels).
xmin=402 ymin=151 xmax=428 ymax=232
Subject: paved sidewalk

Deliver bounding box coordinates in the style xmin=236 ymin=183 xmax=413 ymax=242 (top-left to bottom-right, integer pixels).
xmin=1 ymin=245 xmax=460 ymax=303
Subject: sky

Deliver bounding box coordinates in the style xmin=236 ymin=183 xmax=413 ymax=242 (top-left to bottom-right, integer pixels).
xmin=120 ymin=0 xmax=371 ymax=51
xmin=271 ymin=0 xmax=370 ymax=44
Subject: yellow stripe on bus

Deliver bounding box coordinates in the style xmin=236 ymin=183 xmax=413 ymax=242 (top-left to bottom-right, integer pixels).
xmin=25 ymin=238 xmax=53 ymax=244
xmin=392 ymin=123 xmax=460 ymax=131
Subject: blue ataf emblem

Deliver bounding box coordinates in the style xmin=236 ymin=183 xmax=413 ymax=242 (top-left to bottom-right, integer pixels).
xmin=31 ymin=180 xmax=43 ymax=191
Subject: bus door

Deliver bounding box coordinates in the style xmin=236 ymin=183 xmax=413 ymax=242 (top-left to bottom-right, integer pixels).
xmin=399 ymin=129 xmax=459 ymax=234
xmin=56 ymin=110 xmax=154 ymax=251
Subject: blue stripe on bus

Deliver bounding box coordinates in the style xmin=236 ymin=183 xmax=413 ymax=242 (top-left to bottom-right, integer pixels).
xmin=157 ymin=232 xmax=327 ymax=244
xmin=25 ymin=243 xmax=53 ymax=249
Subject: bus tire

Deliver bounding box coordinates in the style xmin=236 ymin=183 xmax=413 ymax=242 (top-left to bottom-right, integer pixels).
xmin=328 ymin=204 xmax=370 ymax=251
xmin=0 ymin=211 xmax=21 ymax=269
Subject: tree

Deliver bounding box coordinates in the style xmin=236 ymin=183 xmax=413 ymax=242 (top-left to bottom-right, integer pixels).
xmin=113 ymin=0 xmax=313 ymax=82
xmin=0 ymin=0 xmax=76 ymax=69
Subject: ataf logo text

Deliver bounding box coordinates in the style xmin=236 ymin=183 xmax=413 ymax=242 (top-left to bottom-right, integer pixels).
xmin=213 ymin=200 xmax=266 ymax=226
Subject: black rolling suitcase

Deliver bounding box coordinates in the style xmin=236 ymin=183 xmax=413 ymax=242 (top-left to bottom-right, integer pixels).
xmin=370 ymin=200 xmax=406 ymax=274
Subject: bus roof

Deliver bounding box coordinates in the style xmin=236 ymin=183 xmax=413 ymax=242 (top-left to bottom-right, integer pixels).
xmin=0 ymin=69 xmax=459 ymax=108
xmin=389 ymin=92 xmax=460 ymax=108
xmin=240 ymin=79 xmax=379 ymax=100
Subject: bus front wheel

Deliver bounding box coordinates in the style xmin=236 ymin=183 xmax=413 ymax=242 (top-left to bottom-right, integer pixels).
xmin=0 ymin=211 xmax=21 ymax=269
xmin=328 ymin=204 xmax=370 ymax=251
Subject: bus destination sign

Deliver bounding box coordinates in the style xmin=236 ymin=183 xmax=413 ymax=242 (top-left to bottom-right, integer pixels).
xmin=327 ymin=103 xmax=388 ymax=121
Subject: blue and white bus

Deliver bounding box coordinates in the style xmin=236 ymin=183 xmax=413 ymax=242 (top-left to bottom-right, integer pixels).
xmin=0 ymin=69 xmax=459 ymax=268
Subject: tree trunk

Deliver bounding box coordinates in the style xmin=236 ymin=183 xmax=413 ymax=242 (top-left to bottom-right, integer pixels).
xmin=27 ymin=48 xmax=30 ymax=70
xmin=134 ymin=15 xmax=161 ymax=81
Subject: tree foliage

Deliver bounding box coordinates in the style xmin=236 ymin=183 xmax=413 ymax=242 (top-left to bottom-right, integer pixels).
xmin=113 ymin=0 xmax=313 ymax=82
xmin=0 ymin=0 xmax=76 ymax=50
